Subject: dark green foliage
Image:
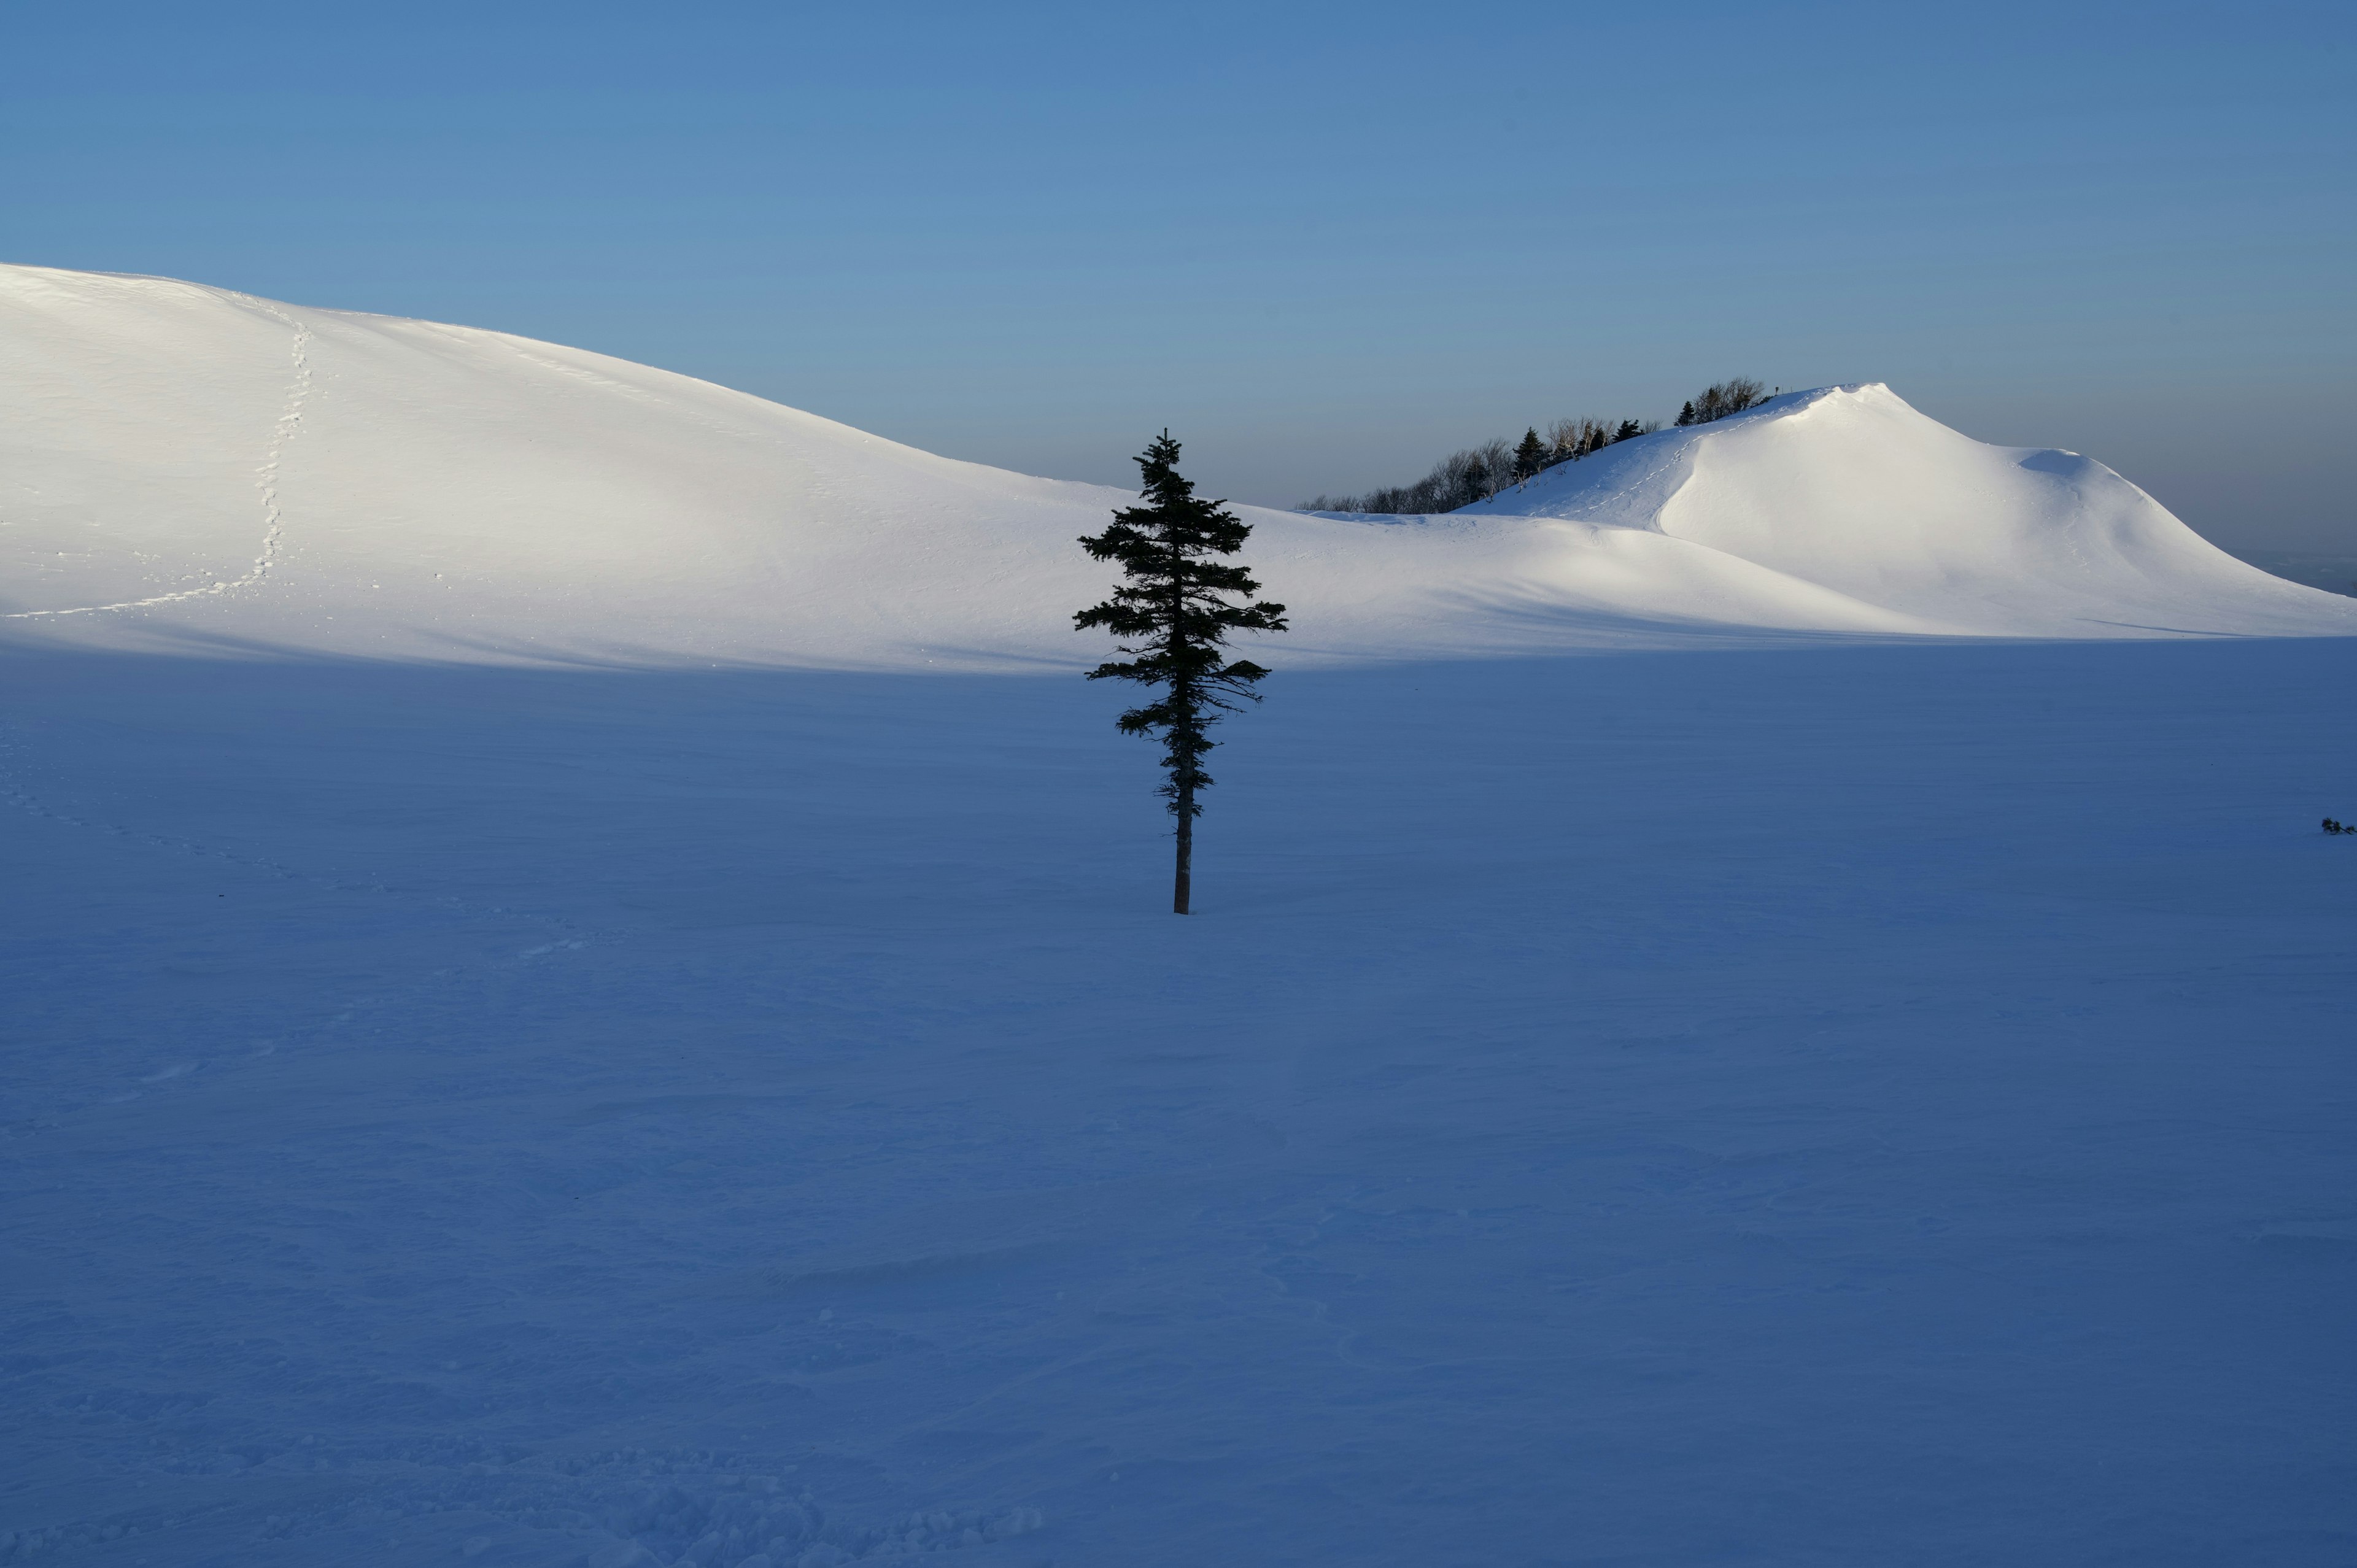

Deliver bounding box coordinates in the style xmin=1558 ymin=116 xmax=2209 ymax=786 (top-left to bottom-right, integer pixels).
xmin=1614 ymin=419 xmax=1644 ymax=442
xmin=1076 ymin=433 xmax=1287 ymax=913
xmin=2326 ymin=817 xmax=2353 ymax=835
xmin=1513 ymin=428 xmax=1549 ymax=483
xmin=1675 ymin=400 xmax=1698 ymax=427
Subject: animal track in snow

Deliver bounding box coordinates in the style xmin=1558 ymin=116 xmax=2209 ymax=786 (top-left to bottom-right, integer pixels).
xmin=2 ymin=292 xmax=311 ymax=620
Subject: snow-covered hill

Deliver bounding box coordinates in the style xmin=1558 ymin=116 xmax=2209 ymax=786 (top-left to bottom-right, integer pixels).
xmin=1457 ymin=381 xmax=2341 ymax=638
xmin=4 ymin=263 xmax=2350 ymax=665
xmin=7 ymin=263 xmax=2357 ymax=1566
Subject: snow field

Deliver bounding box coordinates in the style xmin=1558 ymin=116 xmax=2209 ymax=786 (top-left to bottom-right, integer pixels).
xmin=4 ymin=638 xmax=2355 ymax=1565
xmin=4 ymin=261 xmax=2355 ymax=1565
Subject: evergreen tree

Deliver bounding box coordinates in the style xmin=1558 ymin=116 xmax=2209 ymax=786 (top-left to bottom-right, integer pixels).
xmin=1613 ymin=419 xmax=1644 ymax=442
xmin=1512 ymin=427 xmax=1548 ymax=483
xmin=1675 ymin=400 xmax=1697 ymax=427
xmin=1076 ymin=433 xmax=1288 ymax=914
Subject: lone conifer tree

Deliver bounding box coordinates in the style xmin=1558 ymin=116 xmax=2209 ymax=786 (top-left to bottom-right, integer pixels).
xmin=1076 ymin=433 xmax=1287 ymax=914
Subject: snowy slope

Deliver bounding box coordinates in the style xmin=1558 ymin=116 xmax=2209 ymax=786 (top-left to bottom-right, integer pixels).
xmin=4 ymin=263 xmax=2351 ymax=665
xmin=1462 ymin=382 xmax=2344 ymax=637
xmin=7 ymin=263 xmax=2357 ymax=1567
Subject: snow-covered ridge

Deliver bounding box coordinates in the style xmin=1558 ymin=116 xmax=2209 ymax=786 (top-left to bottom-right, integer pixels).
xmin=3 ymin=264 xmax=2350 ymax=666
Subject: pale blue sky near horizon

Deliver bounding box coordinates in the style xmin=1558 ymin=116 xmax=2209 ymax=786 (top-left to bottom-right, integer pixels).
xmin=5 ymin=1 xmax=2351 ymax=547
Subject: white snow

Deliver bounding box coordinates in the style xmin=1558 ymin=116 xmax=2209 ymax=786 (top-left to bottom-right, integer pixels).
xmin=4 ymin=266 xmax=2356 ymax=1567
xmin=5 ymin=263 xmax=2351 ymax=664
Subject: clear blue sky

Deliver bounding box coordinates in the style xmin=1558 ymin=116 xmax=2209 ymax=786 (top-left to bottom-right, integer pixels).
xmin=6 ymin=1 xmax=2351 ymax=547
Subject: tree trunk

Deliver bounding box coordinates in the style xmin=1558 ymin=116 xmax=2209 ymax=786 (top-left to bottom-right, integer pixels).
xmin=1170 ymin=592 xmax=1193 ymax=915
xmin=1173 ymin=779 xmax=1193 ymax=914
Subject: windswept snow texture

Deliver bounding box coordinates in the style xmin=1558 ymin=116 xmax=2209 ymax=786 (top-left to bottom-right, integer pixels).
xmin=3 ymin=263 xmax=2351 ymax=663
xmin=4 ymin=266 xmax=2357 ymax=1567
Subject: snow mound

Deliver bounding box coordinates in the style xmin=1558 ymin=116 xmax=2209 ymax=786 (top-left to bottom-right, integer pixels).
xmin=4 ymin=265 xmax=2349 ymax=666
xmin=1461 ymin=384 xmax=2346 ymax=638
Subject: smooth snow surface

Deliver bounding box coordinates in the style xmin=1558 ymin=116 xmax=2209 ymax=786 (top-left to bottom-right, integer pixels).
xmin=6 ymin=266 xmax=2357 ymax=1566
xmin=7 ymin=646 xmax=2356 ymax=1567
xmin=4 ymin=263 xmax=2351 ymax=663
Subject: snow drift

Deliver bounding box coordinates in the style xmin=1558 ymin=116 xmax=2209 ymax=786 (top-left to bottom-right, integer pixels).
xmin=2 ymin=262 xmax=2350 ymax=666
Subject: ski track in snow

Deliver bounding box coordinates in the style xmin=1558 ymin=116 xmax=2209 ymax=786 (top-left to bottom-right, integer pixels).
xmin=1 ymin=292 xmax=309 ymax=621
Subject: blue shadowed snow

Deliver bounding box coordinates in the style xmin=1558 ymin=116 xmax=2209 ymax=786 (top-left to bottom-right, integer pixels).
xmin=4 ymin=637 xmax=2355 ymax=1566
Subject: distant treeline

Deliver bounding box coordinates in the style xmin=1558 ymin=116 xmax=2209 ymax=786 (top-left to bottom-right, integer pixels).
xmin=1302 ymin=378 xmax=1772 ymax=514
